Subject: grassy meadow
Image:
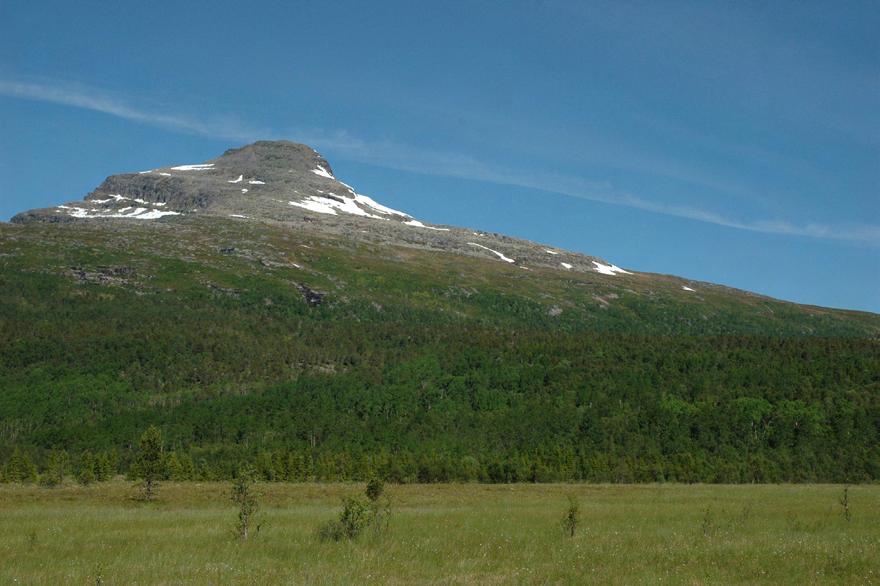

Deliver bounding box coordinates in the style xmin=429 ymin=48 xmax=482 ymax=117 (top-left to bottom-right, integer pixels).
xmin=1 ymin=482 xmax=878 ymax=584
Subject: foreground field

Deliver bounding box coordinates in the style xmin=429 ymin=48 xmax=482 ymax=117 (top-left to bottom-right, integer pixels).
xmin=1 ymin=482 xmax=878 ymax=584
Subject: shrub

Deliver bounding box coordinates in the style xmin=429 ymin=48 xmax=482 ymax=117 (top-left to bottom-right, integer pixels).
xmin=318 ymin=482 xmax=391 ymax=542
xmin=231 ymin=469 xmax=261 ymax=540
xmin=366 ymin=476 xmax=385 ymax=502
xmin=562 ymin=496 xmax=579 ymax=537
xmin=839 ymin=486 xmax=852 ymax=522
xmin=316 ymin=519 xmax=347 ymax=542
xmin=318 ymin=497 xmax=372 ymax=542
xmin=701 ymin=506 xmax=714 ymax=537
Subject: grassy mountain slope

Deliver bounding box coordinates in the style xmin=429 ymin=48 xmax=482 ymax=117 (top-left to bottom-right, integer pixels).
xmin=1 ymin=216 xmax=878 ymax=482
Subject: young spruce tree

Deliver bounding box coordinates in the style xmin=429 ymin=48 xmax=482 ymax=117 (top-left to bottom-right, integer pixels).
xmin=231 ymin=468 xmax=260 ymax=540
xmin=133 ymin=426 xmax=164 ymax=501
xmin=78 ymin=451 xmax=96 ymax=485
xmin=40 ymin=450 xmax=68 ymax=487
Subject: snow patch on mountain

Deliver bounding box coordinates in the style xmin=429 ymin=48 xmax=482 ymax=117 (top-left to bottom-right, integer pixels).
xmin=593 ymin=261 xmax=632 ymax=276
xmin=136 ymin=209 xmax=181 ymax=219
xmin=354 ymin=194 xmax=412 ymax=218
xmin=311 ymin=165 xmax=334 ymax=179
xmin=405 ymin=220 xmax=450 ymax=231
xmin=468 ymin=242 xmax=515 ymax=263
xmin=288 ymin=198 xmax=336 ymax=215
xmin=289 ymin=195 xmax=385 ymax=219
xmin=170 ymin=163 xmax=215 ymax=171
xmin=57 ymin=205 xmax=180 ymax=220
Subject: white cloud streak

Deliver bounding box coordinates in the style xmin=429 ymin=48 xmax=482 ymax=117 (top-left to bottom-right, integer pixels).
xmin=2 ymin=78 xmax=877 ymax=245
xmin=0 ymin=79 xmax=269 ymax=142
xmin=304 ymin=132 xmax=880 ymax=246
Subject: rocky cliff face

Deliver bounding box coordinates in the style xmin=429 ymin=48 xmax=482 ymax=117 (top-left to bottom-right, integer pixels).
xmin=9 ymin=140 xmax=642 ymax=278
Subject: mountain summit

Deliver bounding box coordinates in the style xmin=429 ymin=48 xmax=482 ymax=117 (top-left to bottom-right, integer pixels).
xmin=12 ymin=140 xmax=412 ymax=224
xmin=11 ymin=140 xmax=636 ymax=277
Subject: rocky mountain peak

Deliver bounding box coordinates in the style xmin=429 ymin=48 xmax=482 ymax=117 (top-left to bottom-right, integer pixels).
xmin=216 ymin=140 xmax=334 ymax=177
xmin=8 ymin=140 xmax=636 ymax=278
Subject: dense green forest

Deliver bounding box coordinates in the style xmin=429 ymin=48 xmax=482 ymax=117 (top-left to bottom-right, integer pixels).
xmin=1 ymin=220 xmax=878 ymax=483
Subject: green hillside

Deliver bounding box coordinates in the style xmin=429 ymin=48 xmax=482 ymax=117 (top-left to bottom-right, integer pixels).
xmin=1 ymin=218 xmax=878 ymax=483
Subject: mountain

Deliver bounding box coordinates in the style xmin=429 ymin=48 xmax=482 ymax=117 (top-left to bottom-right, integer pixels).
xmin=10 ymin=140 xmax=879 ymax=334
xmin=2 ymin=140 xmax=878 ymax=483
xmin=11 ymin=140 xmax=655 ymax=279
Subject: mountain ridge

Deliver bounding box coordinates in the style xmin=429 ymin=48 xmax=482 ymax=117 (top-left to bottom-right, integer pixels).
xmin=12 ymin=140 xmax=640 ymax=280
xmin=10 ymin=139 xmax=872 ymax=320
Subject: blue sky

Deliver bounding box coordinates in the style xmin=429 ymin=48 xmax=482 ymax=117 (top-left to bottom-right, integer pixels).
xmin=1 ymin=0 xmax=877 ymax=312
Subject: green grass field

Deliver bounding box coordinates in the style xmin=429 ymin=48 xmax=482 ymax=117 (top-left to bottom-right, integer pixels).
xmin=1 ymin=482 xmax=878 ymax=584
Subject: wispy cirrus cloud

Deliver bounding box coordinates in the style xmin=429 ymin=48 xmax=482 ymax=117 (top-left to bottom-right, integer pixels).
xmin=2 ymin=78 xmax=877 ymax=246
xmin=303 ymin=131 xmax=880 ymax=245
xmin=0 ymin=79 xmax=270 ymax=142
